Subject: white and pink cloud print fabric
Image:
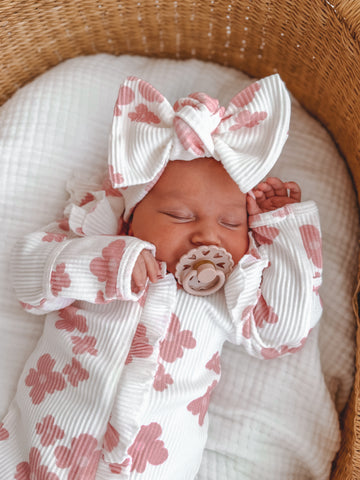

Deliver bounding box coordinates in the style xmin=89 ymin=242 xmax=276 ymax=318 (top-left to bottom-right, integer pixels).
xmin=108 ymin=74 xmax=291 ymax=219
xmin=0 ymin=74 xmax=323 ymax=479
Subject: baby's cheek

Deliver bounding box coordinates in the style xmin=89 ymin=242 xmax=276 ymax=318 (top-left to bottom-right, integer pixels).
xmin=155 ymin=244 xmax=182 ymax=276
xmin=230 ymin=233 xmax=249 ymax=264
xmin=151 ymin=241 xmax=171 ymax=264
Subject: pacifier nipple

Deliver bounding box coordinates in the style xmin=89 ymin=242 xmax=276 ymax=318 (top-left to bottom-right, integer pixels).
xmin=175 ymin=246 xmax=234 ymax=296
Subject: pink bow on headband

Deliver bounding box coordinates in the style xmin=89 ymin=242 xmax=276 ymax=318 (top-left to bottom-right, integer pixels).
xmin=108 ymin=74 xmax=290 ymax=217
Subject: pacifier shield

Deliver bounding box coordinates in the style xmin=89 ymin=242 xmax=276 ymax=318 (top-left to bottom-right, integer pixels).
xmin=175 ymin=245 xmax=234 ymax=296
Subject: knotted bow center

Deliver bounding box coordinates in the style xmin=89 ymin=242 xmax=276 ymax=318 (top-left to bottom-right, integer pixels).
xmin=170 ymin=93 xmax=226 ymax=160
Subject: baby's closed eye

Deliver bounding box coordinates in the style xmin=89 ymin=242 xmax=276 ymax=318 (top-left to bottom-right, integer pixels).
xmin=221 ymin=221 xmax=242 ymax=228
xmin=219 ymin=215 xmax=246 ymax=229
xmin=159 ymin=210 xmax=195 ymax=222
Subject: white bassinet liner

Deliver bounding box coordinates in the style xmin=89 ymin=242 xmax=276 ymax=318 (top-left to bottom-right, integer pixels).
xmin=0 ymin=54 xmax=358 ymax=479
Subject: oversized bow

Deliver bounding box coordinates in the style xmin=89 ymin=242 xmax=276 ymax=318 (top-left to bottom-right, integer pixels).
xmin=108 ymin=74 xmax=291 ymax=219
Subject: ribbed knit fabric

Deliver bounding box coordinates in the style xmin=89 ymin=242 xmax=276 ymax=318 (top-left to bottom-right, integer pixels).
xmin=108 ymin=74 xmax=291 ymax=220
xmin=0 ymin=187 xmax=322 ymax=479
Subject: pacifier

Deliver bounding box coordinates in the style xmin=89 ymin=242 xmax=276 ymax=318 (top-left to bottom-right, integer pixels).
xmin=175 ymin=245 xmax=234 ymax=296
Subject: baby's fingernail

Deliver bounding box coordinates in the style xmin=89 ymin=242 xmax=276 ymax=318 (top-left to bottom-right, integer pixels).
xmin=248 ymin=190 xmax=256 ymax=199
xmin=157 ymin=262 xmax=165 ymax=276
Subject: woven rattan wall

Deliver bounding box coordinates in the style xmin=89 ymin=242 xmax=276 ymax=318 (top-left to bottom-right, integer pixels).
xmin=1 ymin=1 xmax=359 ymax=478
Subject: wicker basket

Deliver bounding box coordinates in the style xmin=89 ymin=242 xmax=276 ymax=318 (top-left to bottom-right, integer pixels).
xmin=1 ymin=1 xmax=359 ymax=477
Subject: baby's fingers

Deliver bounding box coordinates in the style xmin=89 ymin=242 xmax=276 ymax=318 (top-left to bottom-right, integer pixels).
xmin=284 ymin=181 xmax=301 ymax=202
xmin=265 ymin=177 xmax=287 ymax=197
xmin=142 ymin=250 xmax=162 ymax=283
xmin=132 ymin=256 xmax=147 ymax=294
xmin=131 ymin=250 xmax=162 ymax=293
xmin=255 ymin=181 xmax=275 ymax=199
xmin=247 ymin=193 xmax=262 ymax=216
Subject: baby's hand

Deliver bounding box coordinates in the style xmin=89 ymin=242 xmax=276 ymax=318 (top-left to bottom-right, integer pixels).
xmin=131 ymin=249 xmax=163 ymax=294
xmin=247 ymin=177 xmax=301 ymax=215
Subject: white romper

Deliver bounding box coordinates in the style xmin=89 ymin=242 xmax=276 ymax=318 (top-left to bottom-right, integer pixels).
xmin=0 ymin=188 xmax=322 ymax=480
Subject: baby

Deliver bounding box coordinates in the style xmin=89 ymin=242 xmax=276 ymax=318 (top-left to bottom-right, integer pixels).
xmin=0 ymin=75 xmax=322 ymax=479
xmin=130 ymin=158 xmax=301 ymax=293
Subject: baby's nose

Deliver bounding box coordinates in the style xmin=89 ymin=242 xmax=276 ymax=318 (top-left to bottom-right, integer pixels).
xmin=191 ymin=224 xmax=221 ymax=246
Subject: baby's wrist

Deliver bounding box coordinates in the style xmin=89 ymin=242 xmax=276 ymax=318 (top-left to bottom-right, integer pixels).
xmin=249 ymin=200 xmax=316 ymax=229
xmin=116 ymin=237 xmax=156 ymax=300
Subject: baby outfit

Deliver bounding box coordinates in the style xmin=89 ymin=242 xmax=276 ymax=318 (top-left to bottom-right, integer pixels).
xmin=0 ymin=75 xmax=323 ymax=479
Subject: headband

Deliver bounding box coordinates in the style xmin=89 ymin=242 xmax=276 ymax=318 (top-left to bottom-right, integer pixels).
xmin=108 ymin=74 xmax=291 ymax=219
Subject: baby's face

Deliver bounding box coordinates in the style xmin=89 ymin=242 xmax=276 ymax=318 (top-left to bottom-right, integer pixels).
xmin=130 ymin=157 xmax=249 ymax=276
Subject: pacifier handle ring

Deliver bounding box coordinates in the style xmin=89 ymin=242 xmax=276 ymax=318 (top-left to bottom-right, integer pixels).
xmin=196 ymin=261 xmax=217 ymax=283
xmin=182 ymin=267 xmax=226 ymax=296
xmin=175 ymin=245 xmax=234 ymax=296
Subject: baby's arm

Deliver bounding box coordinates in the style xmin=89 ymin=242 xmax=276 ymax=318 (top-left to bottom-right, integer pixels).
xmin=226 ymin=178 xmax=322 ymax=358
xmin=11 ymin=196 xmax=158 ymax=314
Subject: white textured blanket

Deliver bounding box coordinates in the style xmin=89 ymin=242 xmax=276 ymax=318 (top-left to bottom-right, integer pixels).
xmin=0 ymin=54 xmax=358 ymax=479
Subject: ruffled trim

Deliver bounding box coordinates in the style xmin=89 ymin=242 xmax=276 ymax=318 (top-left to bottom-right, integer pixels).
xmin=102 ymin=274 xmax=177 ymax=469
xmin=224 ymin=232 xmax=268 ymax=324
xmin=64 ymin=169 xmax=125 ymax=236
xmin=65 ymin=191 xmax=123 ymax=236
xmin=66 ymin=169 xmax=106 ymax=204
